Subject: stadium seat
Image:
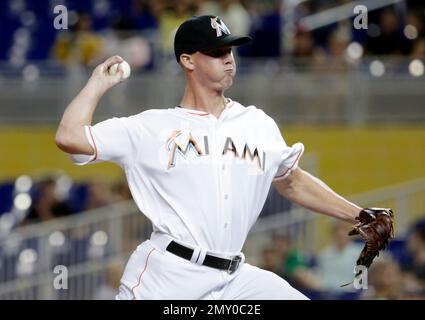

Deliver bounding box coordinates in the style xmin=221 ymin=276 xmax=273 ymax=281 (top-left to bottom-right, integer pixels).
xmin=387 ymin=238 xmax=413 ymax=266
xmin=66 ymin=183 xmax=89 ymax=213
xmin=0 ymin=182 xmax=15 ymax=215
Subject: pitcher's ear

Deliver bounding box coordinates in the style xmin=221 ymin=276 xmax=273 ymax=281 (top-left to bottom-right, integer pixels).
xmin=180 ymin=54 xmax=195 ymax=71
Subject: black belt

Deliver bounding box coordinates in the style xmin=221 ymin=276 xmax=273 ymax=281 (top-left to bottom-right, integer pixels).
xmin=166 ymin=241 xmax=242 ymax=274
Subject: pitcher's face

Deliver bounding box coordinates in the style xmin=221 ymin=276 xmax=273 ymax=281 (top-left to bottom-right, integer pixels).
xmin=193 ymin=46 xmax=236 ymax=90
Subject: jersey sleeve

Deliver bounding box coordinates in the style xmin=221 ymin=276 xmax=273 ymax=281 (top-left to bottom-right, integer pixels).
xmin=269 ymin=118 xmax=304 ymax=181
xmin=273 ymin=142 xmax=304 ymax=180
xmin=70 ymin=116 xmax=140 ymax=168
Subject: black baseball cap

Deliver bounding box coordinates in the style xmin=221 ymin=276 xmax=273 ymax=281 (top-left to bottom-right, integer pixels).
xmin=174 ymin=15 xmax=252 ymax=62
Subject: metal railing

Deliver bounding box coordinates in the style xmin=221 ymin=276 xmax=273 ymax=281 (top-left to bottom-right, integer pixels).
xmin=348 ymin=177 xmax=425 ymax=235
xmin=0 ymin=201 xmax=149 ymax=299
xmin=1 ymin=176 xmax=424 ymax=299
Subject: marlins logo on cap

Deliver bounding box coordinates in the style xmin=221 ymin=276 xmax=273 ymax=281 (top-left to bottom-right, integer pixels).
xmin=210 ymin=17 xmax=230 ymax=37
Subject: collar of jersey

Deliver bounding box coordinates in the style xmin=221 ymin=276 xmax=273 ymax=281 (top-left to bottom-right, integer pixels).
xmin=176 ymin=98 xmax=234 ymax=117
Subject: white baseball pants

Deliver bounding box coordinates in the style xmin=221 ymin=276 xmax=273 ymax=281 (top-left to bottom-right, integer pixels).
xmin=116 ymin=234 xmax=308 ymax=300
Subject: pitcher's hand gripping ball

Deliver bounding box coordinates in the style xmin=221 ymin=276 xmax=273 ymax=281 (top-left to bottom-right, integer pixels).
xmin=107 ymin=60 xmax=131 ymax=80
xmin=100 ymin=56 xmax=131 ymax=82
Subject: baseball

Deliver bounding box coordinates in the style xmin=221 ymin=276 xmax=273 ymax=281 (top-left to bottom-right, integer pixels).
xmin=108 ymin=60 xmax=131 ymax=80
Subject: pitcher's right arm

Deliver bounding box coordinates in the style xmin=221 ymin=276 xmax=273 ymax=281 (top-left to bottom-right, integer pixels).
xmin=55 ymin=56 xmax=125 ymax=155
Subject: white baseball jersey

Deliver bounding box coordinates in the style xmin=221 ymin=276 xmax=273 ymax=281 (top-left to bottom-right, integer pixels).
xmin=72 ymin=99 xmax=304 ymax=254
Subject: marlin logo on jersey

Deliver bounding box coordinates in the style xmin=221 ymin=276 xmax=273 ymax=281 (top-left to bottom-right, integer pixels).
xmin=210 ymin=17 xmax=230 ymax=37
xmin=167 ymin=131 xmax=265 ymax=171
xmin=167 ymin=130 xmax=203 ymax=169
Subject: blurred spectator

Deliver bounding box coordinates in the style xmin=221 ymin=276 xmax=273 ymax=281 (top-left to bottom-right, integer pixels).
xmin=84 ymin=180 xmax=115 ymax=211
xmin=402 ymin=221 xmax=425 ymax=286
xmin=112 ymin=180 xmax=133 ymax=202
xmin=94 ymin=262 xmax=124 ymax=300
xmin=313 ymin=23 xmax=352 ymax=72
xmin=261 ymin=245 xmax=282 ymax=273
xmin=131 ymin=0 xmax=160 ymax=30
xmin=101 ymin=33 xmax=153 ymax=71
xmin=366 ymin=8 xmax=412 ymax=55
xmin=294 ymin=1 xmax=316 ymax=20
xmin=239 ymin=1 xmax=281 ymax=57
xmin=314 ymin=221 xmax=363 ymax=292
xmin=197 ymin=0 xmax=251 ymax=36
xmin=411 ymin=38 xmax=425 ymax=58
xmin=52 ymin=13 xmax=105 ymax=67
xmin=327 ymin=25 xmax=351 ymax=58
xmin=158 ymin=0 xmax=194 ymax=56
xmin=25 ymin=177 xmax=73 ymax=224
xmin=362 ymin=256 xmax=408 ymax=300
xmin=292 ymin=27 xmax=317 ymax=70
xmin=267 ymin=233 xmax=322 ymax=291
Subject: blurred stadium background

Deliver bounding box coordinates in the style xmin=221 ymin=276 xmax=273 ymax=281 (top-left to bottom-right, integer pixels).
xmin=0 ymin=0 xmax=425 ymax=300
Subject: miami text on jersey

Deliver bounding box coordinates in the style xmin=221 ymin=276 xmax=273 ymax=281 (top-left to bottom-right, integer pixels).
xmin=167 ymin=130 xmax=265 ymax=171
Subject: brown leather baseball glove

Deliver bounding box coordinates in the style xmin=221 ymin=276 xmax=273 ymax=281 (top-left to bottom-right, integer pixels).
xmin=349 ymin=208 xmax=394 ymax=269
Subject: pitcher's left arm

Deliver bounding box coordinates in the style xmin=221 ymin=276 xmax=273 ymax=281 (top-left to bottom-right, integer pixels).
xmin=274 ymin=167 xmax=361 ymax=223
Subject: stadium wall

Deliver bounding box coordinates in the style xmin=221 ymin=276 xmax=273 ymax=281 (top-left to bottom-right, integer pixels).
xmin=1 ymin=125 xmax=424 ymax=195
